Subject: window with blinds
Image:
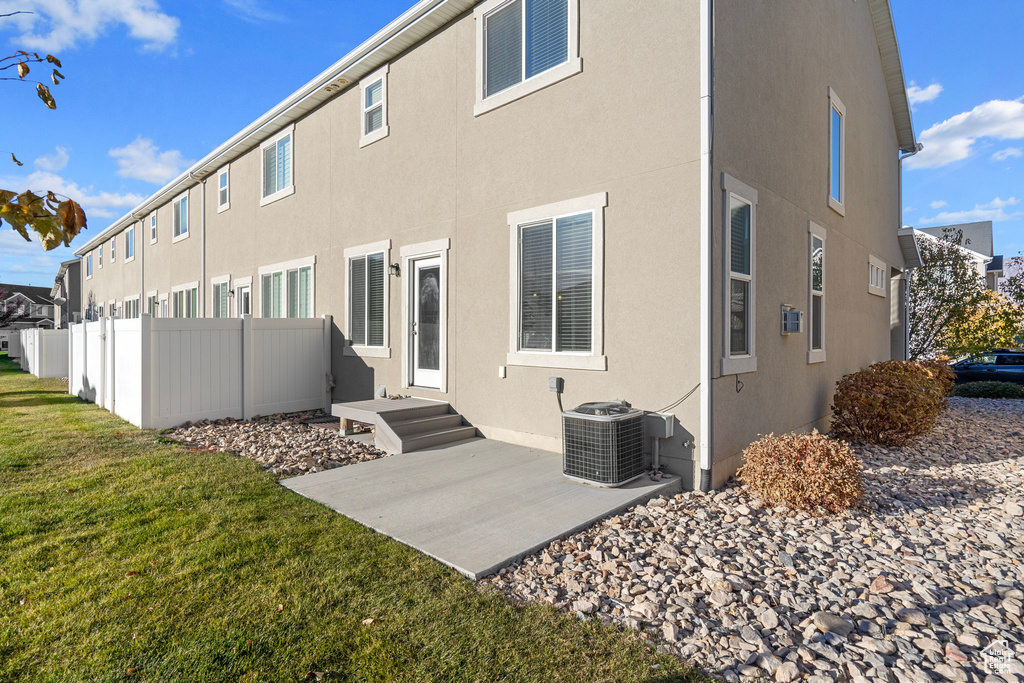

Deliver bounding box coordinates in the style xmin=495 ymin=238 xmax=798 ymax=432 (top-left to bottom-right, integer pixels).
xmin=213 ymin=282 xmax=230 ymax=319
xmin=260 ymin=264 xmax=312 ymax=319
xmin=483 ymin=0 xmax=569 ymax=99
xmin=365 ymin=80 xmax=383 ymax=134
xmin=262 ymin=131 xmax=292 ymax=201
xmin=728 ymin=195 xmax=752 ymax=357
xmin=349 ymin=252 xmax=385 ymax=346
xmin=172 ymin=287 xmax=198 ymax=318
xmin=519 ymin=211 xmax=592 ymax=354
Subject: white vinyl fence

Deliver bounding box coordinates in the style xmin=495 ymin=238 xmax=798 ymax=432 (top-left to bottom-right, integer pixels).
xmin=17 ymin=328 xmax=69 ymax=378
xmin=69 ymin=314 xmax=333 ymax=429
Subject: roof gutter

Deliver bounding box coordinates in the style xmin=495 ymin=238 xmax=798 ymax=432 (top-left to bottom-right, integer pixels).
xmin=699 ymin=0 xmax=714 ymax=492
xmin=75 ymin=0 xmax=457 ymax=256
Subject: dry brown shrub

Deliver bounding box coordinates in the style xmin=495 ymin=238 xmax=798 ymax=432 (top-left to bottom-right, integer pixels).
xmin=830 ymin=360 xmax=949 ymax=446
xmin=737 ymin=430 xmax=863 ymax=514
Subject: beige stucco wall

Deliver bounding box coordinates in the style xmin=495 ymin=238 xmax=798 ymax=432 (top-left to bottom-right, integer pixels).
xmin=709 ymin=0 xmax=908 ymax=486
xmin=80 ymin=0 xmax=705 ymax=483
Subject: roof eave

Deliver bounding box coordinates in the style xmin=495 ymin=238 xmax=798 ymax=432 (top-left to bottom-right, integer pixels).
xmin=897 ymin=227 xmax=924 ymax=269
xmin=868 ymin=0 xmax=917 ymax=153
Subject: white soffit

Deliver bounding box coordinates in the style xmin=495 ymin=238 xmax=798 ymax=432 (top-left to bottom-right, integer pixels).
xmin=868 ymin=0 xmax=917 ymax=153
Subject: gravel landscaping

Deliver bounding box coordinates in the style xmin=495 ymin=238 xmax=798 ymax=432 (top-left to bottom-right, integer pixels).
xmin=483 ymin=398 xmax=1024 ymax=683
xmin=172 ymin=411 xmax=387 ymax=476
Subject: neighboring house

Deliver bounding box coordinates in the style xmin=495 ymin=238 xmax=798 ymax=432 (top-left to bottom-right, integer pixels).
xmin=72 ymin=0 xmax=920 ymax=489
xmin=51 ymin=259 xmax=83 ymax=329
xmin=0 ymin=283 xmax=55 ymax=354
xmin=918 ymin=221 xmax=1003 ymax=291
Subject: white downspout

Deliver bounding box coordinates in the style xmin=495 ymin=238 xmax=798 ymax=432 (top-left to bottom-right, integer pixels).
xmin=188 ymin=172 xmax=208 ymax=317
xmin=699 ymin=0 xmax=715 ymax=492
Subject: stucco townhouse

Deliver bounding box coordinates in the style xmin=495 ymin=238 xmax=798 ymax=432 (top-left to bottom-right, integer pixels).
xmin=72 ymin=0 xmax=921 ymax=490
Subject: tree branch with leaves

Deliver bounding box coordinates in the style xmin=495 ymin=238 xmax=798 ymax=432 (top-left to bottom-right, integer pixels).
xmin=0 ymin=15 xmax=87 ymax=251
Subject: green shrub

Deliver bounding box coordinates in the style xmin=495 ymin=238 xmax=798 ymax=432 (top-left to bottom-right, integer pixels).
xmin=830 ymin=360 xmax=949 ymax=446
xmin=951 ymin=381 xmax=1024 ymax=399
xmin=737 ymin=430 xmax=863 ymax=514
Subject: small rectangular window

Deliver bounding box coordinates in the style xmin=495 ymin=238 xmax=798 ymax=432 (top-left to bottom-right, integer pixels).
xmin=808 ymin=223 xmax=826 ymax=363
xmin=173 ymin=193 xmax=189 ymax=241
xmin=110 ymin=236 xmax=116 ymax=262
xmin=868 ymin=256 xmax=887 ymax=297
xmin=212 ymin=280 xmax=230 ymax=318
xmin=98 ymin=245 xmax=103 ymax=268
xmin=150 ymin=213 xmax=157 ymax=243
xmin=125 ymin=226 xmax=135 ymax=261
xmin=147 ymin=293 xmax=158 ymax=317
xmin=360 ymin=66 xmax=389 ymax=147
xmin=86 ymin=253 xmax=92 ymax=278
xmin=828 ymin=87 xmax=846 ymax=215
xmin=261 ymin=127 xmax=294 ymax=205
xmin=217 ymin=168 xmax=230 ymax=212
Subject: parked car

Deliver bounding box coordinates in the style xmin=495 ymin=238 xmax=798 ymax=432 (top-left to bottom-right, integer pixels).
xmin=951 ymin=350 xmax=1024 ymax=385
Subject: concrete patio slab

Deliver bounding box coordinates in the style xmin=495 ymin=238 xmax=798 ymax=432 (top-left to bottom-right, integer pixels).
xmin=281 ymin=437 xmax=680 ymax=579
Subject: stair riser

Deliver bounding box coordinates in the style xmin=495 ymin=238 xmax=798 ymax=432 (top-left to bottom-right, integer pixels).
xmin=399 ymin=426 xmax=477 ymax=453
xmin=391 ymin=414 xmax=464 ymax=436
xmin=380 ymin=404 xmax=450 ymax=422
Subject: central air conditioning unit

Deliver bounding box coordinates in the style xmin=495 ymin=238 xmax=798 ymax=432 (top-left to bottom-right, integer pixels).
xmin=562 ymin=402 xmax=645 ymax=487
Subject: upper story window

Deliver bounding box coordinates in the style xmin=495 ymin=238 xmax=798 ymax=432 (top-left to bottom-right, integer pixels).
xmin=97 ymin=246 xmax=102 ymax=268
xmin=261 ymin=125 xmax=294 ymax=206
xmin=828 ymin=87 xmax=846 ymax=215
xmin=722 ymin=173 xmax=758 ymax=376
xmin=86 ymin=253 xmax=93 ymax=278
xmin=217 ymin=168 xmax=230 ymax=213
xmin=125 ymin=226 xmax=135 ymax=262
xmin=150 ymin=213 xmax=157 ymax=243
xmin=507 ymin=193 xmax=607 ymax=371
xmin=173 ymin=192 xmax=189 ymax=242
xmin=474 ymin=0 xmax=582 ymax=116
xmin=360 ymin=65 xmax=390 ymax=147
xmin=110 ymin=235 xmax=116 ymax=263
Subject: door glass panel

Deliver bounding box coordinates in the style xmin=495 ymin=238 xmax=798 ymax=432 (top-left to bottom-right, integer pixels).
xmin=417 ymin=265 xmax=441 ymax=371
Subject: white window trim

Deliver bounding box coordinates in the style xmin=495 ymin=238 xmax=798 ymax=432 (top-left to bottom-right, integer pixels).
xmin=869 ymin=255 xmax=887 ymax=297
xmin=110 ymin=236 xmax=116 ymax=263
xmin=808 ymin=221 xmax=827 ymax=364
xmin=146 ymin=289 xmax=159 ymax=317
xmin=721 ymin=173 xmax=758 ymax=376
xmin=257 ymin=254 xmax=316 ymax=319
xmin=125 ymin=226 xmax=136 ymax=263
xmin=400 ymin=238 xmax=451 ymax=391
xmin=343 ymin=239 xmax=391 ymax=358
xmin=828 ymin=86 xmax=847 ymax=216
xmin=149 ymin=213 xmax=158 ymax=244
xmin=506 ymin=192 xmax=607 ymax=371
xmin=171 ymin=281 xmax=199 ymax=319
xmin=359 ymin=64 xmax=390 ymax=148
xmin=123 ymin=296 xmax=140 ymax=319
xmin=234 ymin=276 xmax=252 ymax=317
xmin=473 ymin=0 xmax=582 ymax=117
xmin=260 ymin=124 xmax=295 ymax=207
xmin=86 ymin=253 xmax=92 ymax=280
xmin=172 ymin=191 xmax=190 ymax=243
xmin=211 ymin=274 xmax=231 ymax=318
xmin=217 ymin=166 xmax=230 ymax=213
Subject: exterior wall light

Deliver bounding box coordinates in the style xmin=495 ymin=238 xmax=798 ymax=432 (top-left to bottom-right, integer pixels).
xmin=388 ymin=263 xmax=401 ymax=277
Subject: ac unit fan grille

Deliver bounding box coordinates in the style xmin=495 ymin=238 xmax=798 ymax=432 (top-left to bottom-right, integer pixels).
xmin=562 ymin=413 xmax=645 ymax=486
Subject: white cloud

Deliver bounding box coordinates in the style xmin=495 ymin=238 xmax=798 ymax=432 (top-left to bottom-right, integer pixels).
xmin=919 ymin=197 xmax=1022 ymax=225
xmin=992 ymin=147 xmax=1023 ymax=161
xmin=221 ymin=0 xmax=287 ymax=23
xmin=108 ymin=136 xmax=193 ymax=184
xmin=906 ymin=97 xmax=1024 ymax=170
xmin=929 ymin=200 xmax=948 ymax=210
xmin=906 ymin=82 xmax=943 ymax=109
xmin=0 ymin=0 xmax=180 ymax=52
xmin=0 ymin=169 xmax=144 ymax=218
xmin=33 ymin=146 xmax=69 ymax=172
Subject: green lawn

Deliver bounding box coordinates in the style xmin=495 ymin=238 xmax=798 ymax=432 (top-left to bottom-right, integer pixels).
xmin=0 ymin=353 xmax=704 ymax=682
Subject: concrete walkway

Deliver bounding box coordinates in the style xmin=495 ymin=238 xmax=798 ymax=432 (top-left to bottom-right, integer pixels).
xmin=282 ymin=437 xmax=680 ymax=579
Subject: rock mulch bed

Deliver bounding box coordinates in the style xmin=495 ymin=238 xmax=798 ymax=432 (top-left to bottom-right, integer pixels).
xmin=483 ymin=398 xmax=1024 ymax=683
xmin=171 ymin=410 xmax=388 ymax=476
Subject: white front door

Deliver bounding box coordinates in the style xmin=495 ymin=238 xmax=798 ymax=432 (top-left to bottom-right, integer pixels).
xmin=410 ymin=256 xmax=443 ymax=389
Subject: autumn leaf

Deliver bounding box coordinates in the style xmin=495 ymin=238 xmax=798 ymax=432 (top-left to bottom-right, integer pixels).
xmin=17 ymin=60 xmax=28 ymax=78
xmin=46 ymin=54 xmax=62 ymax=68
xmin=36 ymin=83 xmax=56 ymax=109
xmin=11 ymin=153 xmax=22 ymax=167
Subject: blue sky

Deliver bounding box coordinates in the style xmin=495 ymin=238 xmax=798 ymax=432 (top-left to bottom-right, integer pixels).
xmin=1 ymin=1 xmax=1022 ymax=287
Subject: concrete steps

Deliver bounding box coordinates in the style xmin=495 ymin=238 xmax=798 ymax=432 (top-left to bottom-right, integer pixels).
xmin=332 ymin=398 xmax=477 ymax=454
